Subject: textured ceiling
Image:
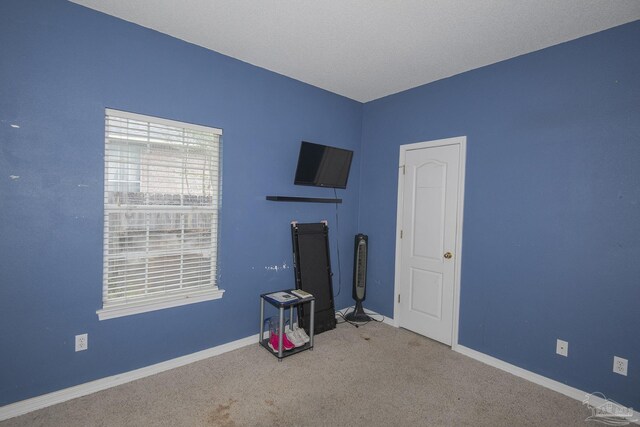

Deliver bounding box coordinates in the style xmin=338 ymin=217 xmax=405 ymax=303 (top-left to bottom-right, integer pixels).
xmin=70 ymin=0 xmax=640 ymax=102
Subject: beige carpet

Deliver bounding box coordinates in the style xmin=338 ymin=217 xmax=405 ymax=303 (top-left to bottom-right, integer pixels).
xmin=2 ymin=321 xmax=592 ymax=426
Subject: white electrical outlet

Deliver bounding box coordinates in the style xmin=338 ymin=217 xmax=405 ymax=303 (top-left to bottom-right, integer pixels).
xmin=613 ymin=356 xmax=628 ymax=376
xmin=556 ymin=339 xmax=568 ymax=357
xmin=75 ymin=334 xmax=88 ymax=352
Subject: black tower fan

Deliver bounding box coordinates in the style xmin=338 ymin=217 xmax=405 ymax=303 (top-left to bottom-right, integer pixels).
xmin=345 ymin=234 xmax=371 ymax=322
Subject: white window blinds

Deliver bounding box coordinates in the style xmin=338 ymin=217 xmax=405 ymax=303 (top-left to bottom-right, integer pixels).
xmin=100 ymin=109 xmax=223 ymax=318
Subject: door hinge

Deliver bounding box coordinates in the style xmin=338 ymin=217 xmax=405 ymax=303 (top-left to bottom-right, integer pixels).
xmin=400 ymin=230 xmax=403 ymax=239
xmin=401 ymin=165 xmax=405 ymax=175
xmin=398 ymin=294 xmax=401 ymax=303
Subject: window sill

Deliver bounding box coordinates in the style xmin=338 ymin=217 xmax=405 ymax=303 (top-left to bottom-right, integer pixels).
xmin=97 ymin=288 xmax=225 ymax=321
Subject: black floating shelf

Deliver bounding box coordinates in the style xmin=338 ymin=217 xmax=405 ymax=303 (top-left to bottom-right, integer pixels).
xmin=266 ymin=196 xmax=342 ymax=204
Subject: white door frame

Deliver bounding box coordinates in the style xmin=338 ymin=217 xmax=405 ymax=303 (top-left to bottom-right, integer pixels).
xmin=393 ymin=136 xmax=467 ymax=349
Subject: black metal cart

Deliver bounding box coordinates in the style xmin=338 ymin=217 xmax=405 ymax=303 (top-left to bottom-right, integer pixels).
xmin=259 ymin=290 xmax=315 ymax=360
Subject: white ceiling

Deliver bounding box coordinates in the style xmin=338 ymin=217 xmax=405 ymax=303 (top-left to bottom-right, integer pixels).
xmin=71 ymin=0 xmax=640 ymax=102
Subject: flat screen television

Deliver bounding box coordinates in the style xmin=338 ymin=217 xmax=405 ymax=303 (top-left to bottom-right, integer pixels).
xmin=294 ymin=141 xmax=353 ymax=189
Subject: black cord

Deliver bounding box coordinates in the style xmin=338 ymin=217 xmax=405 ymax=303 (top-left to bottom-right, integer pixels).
xmin=333 ymin=188 xmax=341 ymax=298
xmin=367 ymin=313 xmax=385 ymax=323
xmin=335 ymin=307 xmax=386 ymax=328
xmin=335 ymin=310 xmax=361 ymax=327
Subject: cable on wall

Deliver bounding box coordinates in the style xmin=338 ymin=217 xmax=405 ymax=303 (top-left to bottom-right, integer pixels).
xmin=333 ymin=188 xmax=341 ymax=298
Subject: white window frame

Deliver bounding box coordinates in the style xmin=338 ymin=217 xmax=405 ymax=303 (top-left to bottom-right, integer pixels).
xmin=97 ymin=109 xmax=224 ymax=320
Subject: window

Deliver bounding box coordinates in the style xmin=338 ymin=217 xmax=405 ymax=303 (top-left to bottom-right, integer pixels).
xmin=97 ymin=109 xmax=224 ymax=320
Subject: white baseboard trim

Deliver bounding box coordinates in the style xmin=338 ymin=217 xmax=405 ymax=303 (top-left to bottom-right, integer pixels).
xmin=366 ymin=308 xmax=395 ymax=327
xmin=454 ymin=344 xmax=639 ymax=425
xmin=0 ymin=333 xmax=259 ymax=422
xmin=11 ymin=318 xmax=633 ymax=425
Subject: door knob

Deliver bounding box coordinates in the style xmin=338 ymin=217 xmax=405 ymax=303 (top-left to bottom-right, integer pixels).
xmin=444 ymin=252 xmax=453 ymax=259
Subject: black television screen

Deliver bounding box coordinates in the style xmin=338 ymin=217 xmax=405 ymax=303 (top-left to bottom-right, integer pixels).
xmin=294 ymin=141 xmax=353 ymax=189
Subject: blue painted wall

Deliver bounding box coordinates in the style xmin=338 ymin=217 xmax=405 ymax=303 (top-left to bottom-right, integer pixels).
xmin=360 ymin=21 xmax=640 ymax=407
xmin=0 ymin=0 xmax=362 ymax=405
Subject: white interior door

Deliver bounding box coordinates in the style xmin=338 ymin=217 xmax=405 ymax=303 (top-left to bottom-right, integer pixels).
xmin=397 ymin=140 xmax=463 ymax=346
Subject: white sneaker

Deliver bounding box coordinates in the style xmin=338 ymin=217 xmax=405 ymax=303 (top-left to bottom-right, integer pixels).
xmin=284 ymin=325 xmax=304 ymax=347
xmin=294 ymin=325 xmax=310 ymax=344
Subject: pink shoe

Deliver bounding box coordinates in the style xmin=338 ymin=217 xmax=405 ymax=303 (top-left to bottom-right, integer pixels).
xmin=269 ymin=333 xmax=294 ymax=352
xmin=282 ymin=332 xmax=296 ymax=349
